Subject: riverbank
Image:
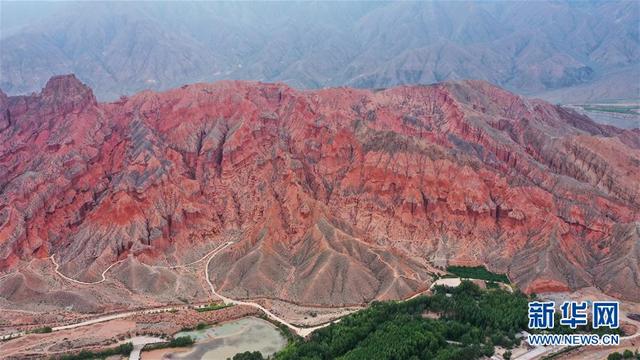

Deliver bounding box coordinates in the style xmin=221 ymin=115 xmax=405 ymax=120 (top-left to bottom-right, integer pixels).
xmin=142 ymin=317 xmax=286 ymax=359
xmin=0 ymin=305 xmax=258 ymax=359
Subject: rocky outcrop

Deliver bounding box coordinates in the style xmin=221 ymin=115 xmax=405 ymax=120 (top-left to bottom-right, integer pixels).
xmin=0 ymin=77 xmax=638 ymax=303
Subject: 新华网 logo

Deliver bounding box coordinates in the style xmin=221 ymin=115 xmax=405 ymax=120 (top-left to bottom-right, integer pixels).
xmin=526 ymin=300 xmax=620 ymax=346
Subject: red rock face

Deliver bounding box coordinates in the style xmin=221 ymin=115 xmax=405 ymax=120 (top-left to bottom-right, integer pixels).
xmin=0 ymin=75 xmax=638 ymax=303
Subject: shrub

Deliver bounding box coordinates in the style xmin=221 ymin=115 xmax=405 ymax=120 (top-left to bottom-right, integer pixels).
xmin=446 ymin=266 xmax=510 ymax=283
xmin=232 ymin=351 xmax=265 ymax=360
xmin=169 ymin=336 xmax=195 ymax=347
xmin=32 ymin=326 xmax=53 ymax=334
xmin=56 ymin=342 xmax=133 ymax=360
xmin=608 ymin=352 xmax=623 ymax=360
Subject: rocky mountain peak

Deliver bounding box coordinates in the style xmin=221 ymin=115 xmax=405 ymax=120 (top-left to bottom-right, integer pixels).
xmin=41 ymin=74 xmax=96 ymax=111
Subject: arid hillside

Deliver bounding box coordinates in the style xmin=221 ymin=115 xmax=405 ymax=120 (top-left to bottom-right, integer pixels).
xmin=0 ymin=75 xmax=638 ymax=305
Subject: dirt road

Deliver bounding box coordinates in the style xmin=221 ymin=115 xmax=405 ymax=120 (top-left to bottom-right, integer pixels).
xmin=204 ymin=242 xmax=340 ymax=337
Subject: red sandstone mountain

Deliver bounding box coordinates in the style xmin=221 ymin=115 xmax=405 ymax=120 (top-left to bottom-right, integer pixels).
xmin=0 ymin=75 xmax=638 ymax=304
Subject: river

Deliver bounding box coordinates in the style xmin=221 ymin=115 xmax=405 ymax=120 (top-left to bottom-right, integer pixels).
xmin=141 ymin=316 xmax=287 ymax=359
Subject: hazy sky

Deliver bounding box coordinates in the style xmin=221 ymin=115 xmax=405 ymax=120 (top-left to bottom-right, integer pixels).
xmin=1 ymin=1 xmax=69 ymax=36
xmin=1 ymin=1 xmax=637 ymax=102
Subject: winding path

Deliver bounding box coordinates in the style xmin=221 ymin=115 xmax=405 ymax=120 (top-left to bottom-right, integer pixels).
xmin=0 ymin=305 xmax=188 ymax=341
xmin=204 ymin=242 xmax=341 ymax=337
xmin=49 ymin=242 xmax=231 ymax=285
xmin=1 ymin=242 xmax=340 ymax=341
xmin=50 ymin=255 xmax=126 ymax=285
xmin=143 ymin=242 xmax=232 ymax=269
xmin=0 ymin=242 xmax=340 ymax=341
xmin=3 ymin=245 xmax=639 ymax=348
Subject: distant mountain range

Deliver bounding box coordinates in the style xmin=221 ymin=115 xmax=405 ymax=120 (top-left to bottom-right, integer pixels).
xmin=1 ymin=1 xmax=638 ymax=102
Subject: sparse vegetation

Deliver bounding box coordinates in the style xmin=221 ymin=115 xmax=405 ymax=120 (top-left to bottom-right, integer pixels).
xmin=142 ymin=336 xmax=195 ymax=351
xmin=608 ymin=352 xmax=624 ymax=360
xmin=195 ymin=302 xmax=232 ymax=312
xmin=439 ymin=273 xmax=458 ymax=279
xmin=446 ymin=265 xmax=510 ymax=283
xmin=31 ymin=326 xmax=53 ymax=334
xmin=54 ymin=342 xmax=133 ymax=360
xmin=540 ymin=346 xmax=578 ymax=360
xmin=169 ymin=336 xmax=195 ymax=347
xmin=607 ymin=349 xmax=639 ymax=360
xmin=231 ymin=351 xmax=265 ymax=360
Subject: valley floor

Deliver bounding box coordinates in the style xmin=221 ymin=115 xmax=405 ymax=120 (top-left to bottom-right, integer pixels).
xmin=0 ymin=244 xmax=638 ymax=359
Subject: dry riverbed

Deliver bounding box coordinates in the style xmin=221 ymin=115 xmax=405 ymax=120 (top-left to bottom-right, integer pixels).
xmin=0 ymin=305 xmax=258 ymax=359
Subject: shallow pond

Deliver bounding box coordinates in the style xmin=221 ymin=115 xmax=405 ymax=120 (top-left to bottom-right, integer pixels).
xmin=148 ymin=316 xmax=287 ymax=359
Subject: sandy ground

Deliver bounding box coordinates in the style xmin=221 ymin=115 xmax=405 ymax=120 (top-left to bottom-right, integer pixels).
xmin=430 ymin=277 xmax=462 ymax=288
xmin=0 ymin=319 xmax=135 ymax=359
xmin=130 ymin=305 xmax=260 ymax=337
xmin=0 ymin=305 xmax=258 ymax=359
xmin=253 ymin=297 xmax=362 ymax=327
